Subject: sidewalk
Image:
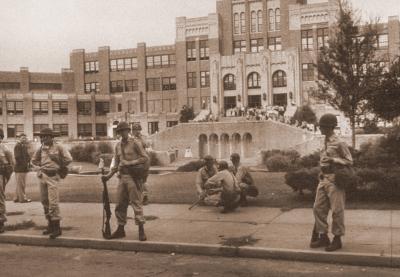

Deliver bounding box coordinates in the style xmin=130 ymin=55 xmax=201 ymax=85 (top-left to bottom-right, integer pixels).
xmin=1 ymin=201 xmax=399 ymax=268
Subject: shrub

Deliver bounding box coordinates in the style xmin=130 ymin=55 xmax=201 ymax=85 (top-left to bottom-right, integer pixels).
xmin=291 ymin=105 xmax=317 ymax=125
xmin=177 ymin=160 xmax=205 ymax=172
xmin=261 ymin=149 xmax=300 ymax=168
xmin=148 ymin=151 xmax=159 ymax=166
xmin=70 ymin=144 xmax=86 ymax=162
xmin=297 ymin=151 xmax=320 ymax=169
xmin=97 ymin=142 xmax=113 ymax=154
xmin=285 ymin=167 xmax=320 ymax=194
xmin=266 ymin=154 xmax=291 ymax=172
xmin=70 ymin=142 xmax=113 ymax=164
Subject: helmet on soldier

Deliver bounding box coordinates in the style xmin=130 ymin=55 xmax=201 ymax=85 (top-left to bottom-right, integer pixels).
xmin=319 ymin=114 xmax=338 ymax=128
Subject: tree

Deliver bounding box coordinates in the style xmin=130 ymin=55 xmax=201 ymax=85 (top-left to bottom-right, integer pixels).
xmin=291 ymin=105 xmax=317 ymax=125
xmin=313 ymin=0 xmax=384 ymax=147
xmin=179 ymin=105 xmax=195 ymax=123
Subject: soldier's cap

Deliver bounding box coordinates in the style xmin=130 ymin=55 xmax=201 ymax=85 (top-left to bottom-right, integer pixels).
xmin=203 ymin=155 xmax=214 ymax=161
xmin=34 ymin=128 xmax=59 ymax=137
xmin=115 ymin=121 xmax=131 ymax=133
xmin=17 ymin=133 xmax=27 ymax=138
xmin=319 ymin=113 xmax=338 ymax=128
xmin=230 ymin=153 xmax=240 ymax=160
xmin=132 ymin=123 xmax=142 ymax=131
xmin=218 ymin=161 xmax=229 ymax=170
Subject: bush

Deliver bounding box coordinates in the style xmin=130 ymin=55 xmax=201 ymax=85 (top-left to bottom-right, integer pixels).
xmin=266 ymin=154 xmax=291 ymax=172
xmin=296 ymin=151 xmax=320 ymax=169
xmin=70 ymin=144 xmax=86 ymax=162
xmin=148 ymin=151 xmax=159 ymax=166
xmin=177 ymin=160 xmax=205 ymax=172
xmin=70 ymin=142 xmax=114 ymax=164
xmin=97 ymin=142 xmax=113 ymax=154
xmin=261 ymin=149 xmax=300 ymax=167
xmin=291 ymin=105 xmax=317 ymax=125
xmin=285 ymin=167 xmax=320 ymax=194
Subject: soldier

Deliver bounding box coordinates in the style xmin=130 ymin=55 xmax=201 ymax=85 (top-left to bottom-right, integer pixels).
xmin=14 ymin=133 xmax=32 ymax=203
xmin=31 ymin=128 xmax=72 ymax=239
xmin=204 ymin=161 xmax=241 ymax=213
xmin=310 ymin=114 xmax=353 ymax=252
xmin=195 ymin=155 xmax=218 ymax=205
xmin=230 ymin=153 xmax=259 ymax=206
xmin=131 ymin=123 xmax=150 ymax=205
xmin=102 ymin=122 xmax=149 ymax=241
xmin=0 ymin=129 xmax=14 ymax=233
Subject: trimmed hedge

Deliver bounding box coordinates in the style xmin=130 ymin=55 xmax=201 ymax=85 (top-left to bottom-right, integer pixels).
xmin=177 ymin=160 xmax=206 ymax=172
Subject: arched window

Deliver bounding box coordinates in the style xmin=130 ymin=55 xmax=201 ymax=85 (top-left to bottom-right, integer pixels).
xmin=257 ymin=10 xmax=263 ymax=32
xmin=272 ymin=70 xmax=287 ymax=87
xmin=275 ymin=8 xmax=281 ymax=31
xmin=247 ymin=72 xmax=261 ymax=89
xmin=268 ymin=9 xmax=275 ymax=31
xmin=233 ymin=13 xmax=239 ymax=34
xmin=251 ymin=11 xmax=257 ymax=33
xmin=224 ymin=74 xmax=236 ymax=90
xmin=240 ymin=12 xmax=246 ymax=33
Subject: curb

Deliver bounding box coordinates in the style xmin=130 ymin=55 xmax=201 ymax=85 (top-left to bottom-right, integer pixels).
xmin=0 ymin=234 xmax=398 ymax=268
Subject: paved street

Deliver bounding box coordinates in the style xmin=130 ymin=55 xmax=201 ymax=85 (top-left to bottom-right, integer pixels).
xmin=1 ymin=244 xmax=399 ymax=277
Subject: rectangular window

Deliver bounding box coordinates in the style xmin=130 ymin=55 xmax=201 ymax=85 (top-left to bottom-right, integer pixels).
xmin=85 ymin=61 xmax=99 ymax=73
xmin=7 ymin=101 xmax=23 ymax=115
xmin=32 ymin=101 xmax=49 ymax=115
xmin=187 ymin=72 xmax=197 ymax=88
xmin=234 ymin=40 xmax=246 ymax=53
xmin=33 ymin=124 xmax=49 ymax=135
xmin=128 ymin=100 xmax=136 ymax=114
xmin=146 ymin=78 xmax=161 ymax=91
xmin=154 ymin=55 xmax=161 ymax=68
xmin=30 ymin=83 xmax=62 ymax=90
xmin=200 ymin=40 xmax=209 ymax=60
xmin=268 ymin=37 xmax=282 ymax=51
xmin=146 ymin=55 xmax=173 ymax=68
xmin=96 ymin=124 xmax=108 ymax=137
xmin=110 ymin=80 xmax=124 ymax=93
xmin=84 ymin=82 xmax=99 ymax=94
xmin=169 ymin=54 xmax=176 ymax=65
xmin=53 ymin=124 xmax=68 ymax=137
xmin=377 ymin=34 xmax=389 ymax=49
xmin=148 ymin=122 xmax=159 ymax=135
xmin=0 ymin=82 xmax=20 ymax=90
xmin=95 ymin=102 xmax=110 ymax=116
xmin=162 ymin=77 xmax=176 ymax=91
xmin=78 ymin=124 xmax=92 ymax=137
xmin=7 ymin=124 xmax=24 ymax=138
xmin=301 ymin=30 xmax=314 ymax=51
xmin=161 ymin=55 xmax=169 ymax=67
xmin=146 ymin=56 xmax=154 ymax=68
xmin=147 ymin=100 xmax=161 ymax=114
xmin=302 ymin=63 xmax=315 ymax=81
xmin=77 ymin=101 xmax=91 ymax=115
xmin=251 ymin=39 xmax=264 ymax=53
xmin=125 ymin=79 xmax=138 ymax=92
xmin=52 ymin=101 xmax=68 ymax=115
xmin=200 ymin=71 xmax=210 ymax=88
xmin=317 ymin=28 xmax=329 ymax=49
xmin=187 ymin=41 xmax=197 ymax=61
xmin=167 ymin=121 xmax=178 ymax=128
xmin=110 ymin=58 xmax=137 ymax=71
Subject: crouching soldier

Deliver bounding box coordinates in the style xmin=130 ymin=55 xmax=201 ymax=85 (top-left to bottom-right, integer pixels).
xmin=0 ymin=128 xmax=14 ymax=233
xmin=310 ymin=114 xmax=353 ymax=252
xmin=32 ymin=128 xmax=72 ymax=239
xmin=102 ymin=122 xmax=149 ymax=241
xmin=230 ymin=153 xmax=259 ymax=207
xmin=204 ymin=161 xmax=241 ymax=213
xmin=195 ymin=155 xmax=218 ymax=206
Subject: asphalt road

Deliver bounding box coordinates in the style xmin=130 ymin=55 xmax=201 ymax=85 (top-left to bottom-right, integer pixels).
xmin=1 ymin=244 xmax=399 ymax=277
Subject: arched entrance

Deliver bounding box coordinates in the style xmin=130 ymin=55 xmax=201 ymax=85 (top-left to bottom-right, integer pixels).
xmin=231 ymin=133 xmax=241 ymax=156
xmin=220 ymin=134 xmax=230 ymax=158
xmin=243 ymin=133 xmax=253 ymax=158
xmin=199 ymin=134 xmax=208 ymax=158
xmin=209 ymin=134 xmax=219 ymax=158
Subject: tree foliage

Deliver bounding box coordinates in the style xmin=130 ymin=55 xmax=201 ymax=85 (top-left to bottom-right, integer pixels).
xmin=179 ymin=105 xmax=195 ymax=123
xmin=291 ymin=105 xmax=317 ymax=124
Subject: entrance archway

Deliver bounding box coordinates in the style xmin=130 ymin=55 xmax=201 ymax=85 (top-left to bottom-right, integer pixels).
xmin=243 ymin=133 xmax=253 ymax=158
xmin=199 ymin=134 xmax=208 ymax=158
xmin=220 ymin=134 xmax=230 ymax=158
xmin=209 ymin=134 xmax=219 ymax=158
xmin=231 ymin=133 xmax=241 ymax=156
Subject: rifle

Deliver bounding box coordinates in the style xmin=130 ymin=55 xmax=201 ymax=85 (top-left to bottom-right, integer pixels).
xmin=189 ymin=188 xmax=222 ymax=210
xmin=102 ymin=177 xmax=112 ymax=239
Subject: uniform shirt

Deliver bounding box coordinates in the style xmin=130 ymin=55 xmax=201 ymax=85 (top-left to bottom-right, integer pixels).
xmin=320 ymin=134 xmax=353 ymax=168
xmin=0 ymin=143 xmax=14 ymax=167
xmin=32 ymin=144 xmax=72 ymax=171
xmin=230 ymin=164 xmax=254 ymax=186
xmin=112 ymin=138 xmax=148 ymax=173
xmin=204 ymin=169 xmax=240 ymax=194
xmin=195 ymin=165 xmax=218 ymax=193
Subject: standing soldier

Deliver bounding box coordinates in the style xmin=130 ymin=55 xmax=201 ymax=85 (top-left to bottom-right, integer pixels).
xmin=102 ymin=122 xmax=149 ymax=241
xmin=0 ymin=129 xmax=14 ymax=233
xmin=131 ymin=123 xmax=150 ymax=205
xmin=31 ymin=128 xmax=72 ymax=239
xmin=195 ymin=155 xmax=218 ymax=205
xmin=14 ymin=133 xmax=32 ymax=203
xmin=310 ymin=114 xmax=353 ymax=252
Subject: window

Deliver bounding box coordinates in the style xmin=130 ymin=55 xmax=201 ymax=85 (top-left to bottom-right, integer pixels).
xmin=200 ymin=40 xmax=209 ymax=60
xmin=187 ymin=41 xmax=197 ymax=61
xmin=240 ymin=12 xmax=246 ymax=33
xmin=125 ymin=79 xmax=138 ymax=92
xmin=78 ymin=124 xmax=92 ymax=137
xmin=224 ymin=74 xmax=236 ymax=90
xmin=273 ymin=94 xmax=288 ymax=106
xmin=167 ymin=121 xmax=178 ymax=128
xmin=302 ymin=30 xmax=314 ymax=51
xmin=33 ymin=124 xmax=49 ymax=135
xmin=85 ymin=61 xmax=99 ymax=73
xmin=248 ymin=95 xmax=262 ymax=108
xmin=32 ymin=101 xmax=49 ymax=115
xmin=233 ymin=13 xmax=240 ymax=34
xmin=200 ymin=71 xmax=210 ymax=88
xmin=162 ymin=77 xmax=176 ymax=91
xmin=128 ymin=100 xmax=136 ymax=114
xmin=53 ymin=124 xmax=68 ymax=137
xmin=118 ymin=103 xmax=122 ymax=112
xmin=7 ymin=101 xmax=23 ymax=115
xmin=0 ymin=82 xmax=20 ymax=90
xmin=52 ymin=101 xmax=68 ymax=115
xmin=234 ymin=40 xmax=246 ymax=53
xmin=96 ymin=124 xmax=107 ymax=137
xmin=251 ymin=11 xmax=257 ymax=33
xmin=110 ymin=80 xmax=124 ymax=93
xmin=154 ymin=55 xmax=161 ymax=67
xmin=148 ymin=122 xmax=159 ymax=135
xmin=269 ymin=9 xmax=275 ymax=31
xmin=187 ymin=72 xmax=197 ymax=88
xmin=30 ymin=83 xmax=62 ymax=90
xmin=317 ymin=28 xmax=329 ymax=49
xmin=85 ymin=82 xmax=99 ymax=94
xmin=146 ymin=78 xmax=161 ymax=91
xmin=247 ymin=72 xmax=261 ymax=89
xmin=272 ymin=70 xmax=287 ymax=87
xmin=302 ymin=64 xmax=314 ymax=81
xmin=188 ymin=97 xmax=195 ymax=108
xmin=201 ymin=96 xmax=210 ymax=109
xmin=275 ymin=8 xmax=281 ymax=31
xmin=95 ymin=102 xmax=110 ymax=116
xmin=268 ymin=37 xmax=282 ymax=51
xmin=147 ymin=100 xmax=161 ymax=114
xmin=251 ymin=39 xmax=264 ymax=53
xmin=257 ymin=10 xmax=263 ymax=32
xmin=7 ymin=124 xmax=24 ymax=138
xmin=377 ymin=34 xmax=388 ymax=49
xmin=146 ymin=55 xmax=174 ymax=68
xmin=110 ymin=58 xmax=138 ymax=71
xmin=77 ymin=101 xmax=91 ymax=115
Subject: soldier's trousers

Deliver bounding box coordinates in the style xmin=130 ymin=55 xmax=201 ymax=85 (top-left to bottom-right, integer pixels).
xmin=15 ymin=172 xmax=28 ymax=202
xmin=115 ymin=174 xmax=145 ymax=226
xmin=313 ymin=174 xmax=345 ymax=236
xmin=39 ymin=173 xmax=61 ymax=221
xmin=0 ymin=176 xmax=6 ymax=223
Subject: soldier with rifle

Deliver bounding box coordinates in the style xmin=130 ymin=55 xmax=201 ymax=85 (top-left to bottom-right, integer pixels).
xmin=0 ymin=128 xmax=14 ymax=233
xmin=102 ymin=122 xmax=149 ymax=241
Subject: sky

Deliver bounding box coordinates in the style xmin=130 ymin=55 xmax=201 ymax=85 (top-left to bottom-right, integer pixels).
xmin=0 ymin=0 xmax=399 ymax=72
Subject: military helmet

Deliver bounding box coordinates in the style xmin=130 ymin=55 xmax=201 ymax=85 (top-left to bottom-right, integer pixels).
xmin=35 ymin=128 xmax=59 ymax=137
xmin=230 ymin=153 xmax=240 ymax=161
xmin=115 ymin=122 xmax=131 ymax=133
xmin=203 ymin=155 xmax=214 ymax=161
xmin=319 ymin=114 xmax=338 ymax=128
xmin=132 ymin=123 xmax=142 ymax=131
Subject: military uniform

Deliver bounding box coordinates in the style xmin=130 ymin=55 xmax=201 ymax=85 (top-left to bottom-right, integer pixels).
xmin=133 ymin=132 xmax=150 ymax=203
xmin=230 ymin=164 xmax=258 ymax=199
xmin=195 ymin=165 xmax=218 ymax=196
xmin=0 ymin=143 xmax=14 ymax=232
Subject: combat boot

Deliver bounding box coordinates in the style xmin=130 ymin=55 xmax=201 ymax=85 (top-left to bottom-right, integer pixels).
xmin=310 ymin=226 xmax=319 ymax=245
xmin=0 ymin=222 xmax=5 ymax=233
xmin=49 ymin=220 xmax=62 ymax=239
xmin=325 ymin=236 xmax=342 ymax=252
xmin=138 ymin=224 xmax=147 ymax=241
xmin=110 ymin=225 xmax=126 ymax=239
xmin=310 ymin=233 xmax=330 ymax=248
xmin=42 ymin=220 xmax=52 ymax=235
